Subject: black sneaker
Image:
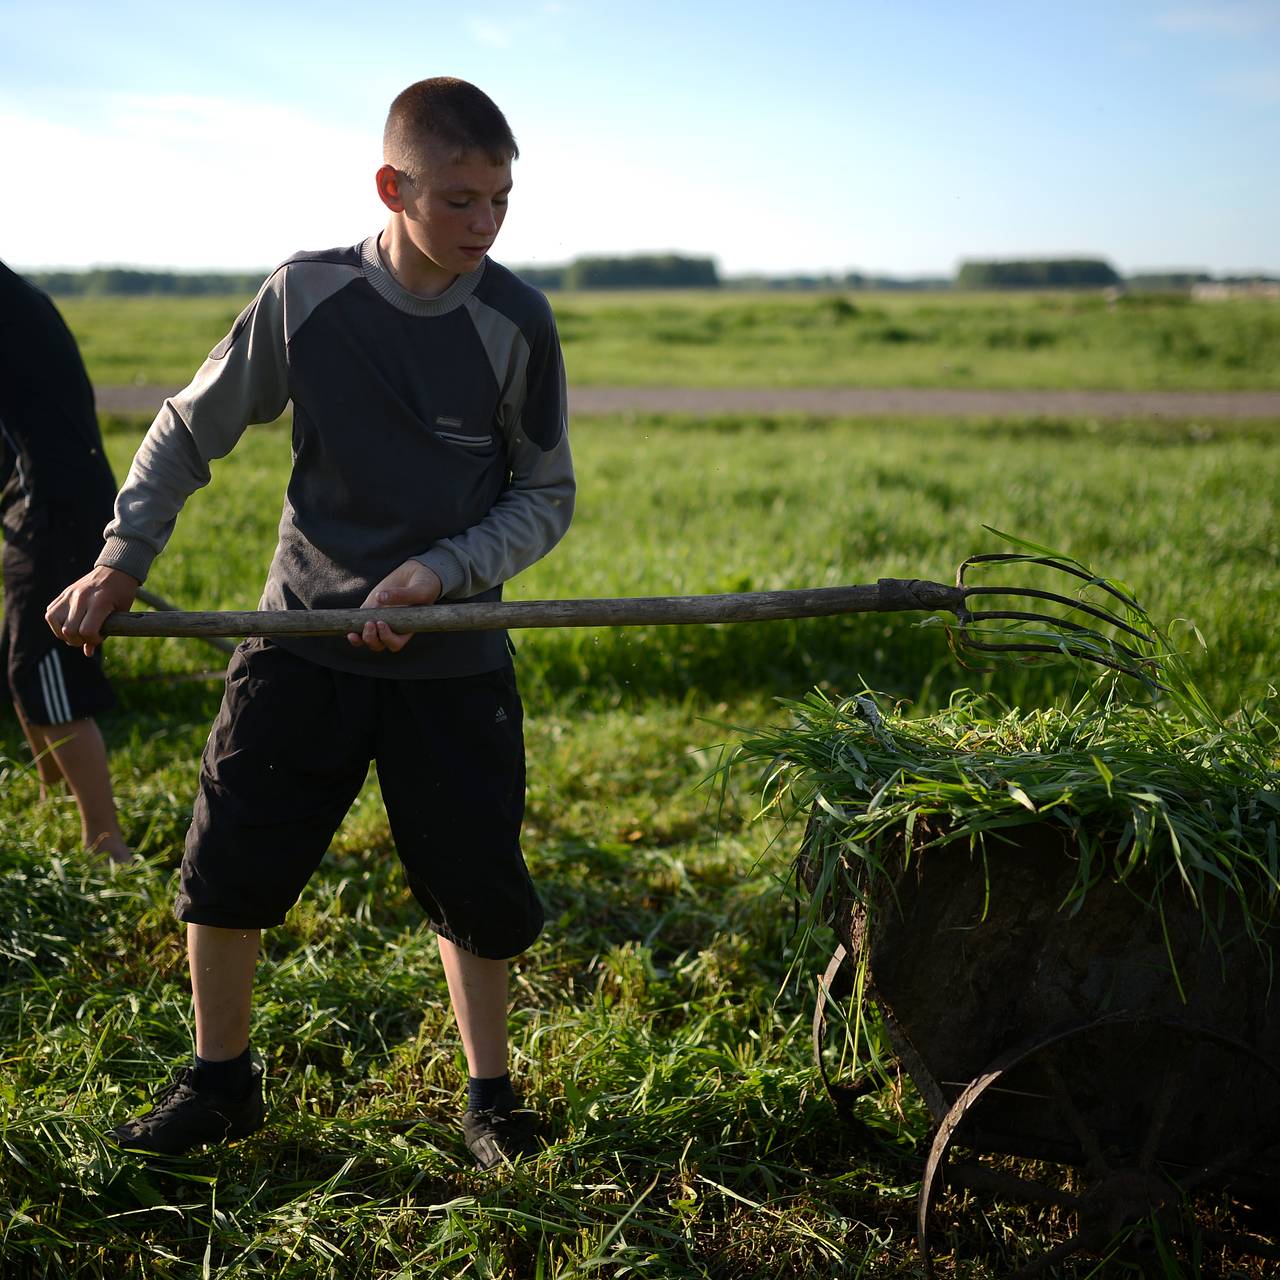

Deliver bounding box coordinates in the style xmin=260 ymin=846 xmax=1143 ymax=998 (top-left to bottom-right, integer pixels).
xmin=109 ymin=1065 xmax=264 ymax=1156
xmin=461 ymin=1084 xmax=537 ymax=1170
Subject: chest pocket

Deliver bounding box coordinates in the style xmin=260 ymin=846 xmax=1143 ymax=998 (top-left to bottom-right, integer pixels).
xmin=433 ymin=415 xmax=499 ymax=454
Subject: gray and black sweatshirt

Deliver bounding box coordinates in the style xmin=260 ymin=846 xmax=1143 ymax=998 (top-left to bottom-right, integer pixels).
xmin=97 ymin=236 xmax=575 ymax=679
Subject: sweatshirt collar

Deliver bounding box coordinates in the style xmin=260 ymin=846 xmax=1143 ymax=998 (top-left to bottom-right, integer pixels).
xmin=359 ymin=234 xmax=483 ymax=316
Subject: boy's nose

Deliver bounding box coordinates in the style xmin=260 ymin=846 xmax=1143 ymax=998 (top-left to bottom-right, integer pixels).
xmin=471 ymin=204 xmax=499 ymax=235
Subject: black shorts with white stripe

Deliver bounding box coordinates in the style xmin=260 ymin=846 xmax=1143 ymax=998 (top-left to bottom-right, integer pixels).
xmin=2 ymin=504 xmax=116 ymax=726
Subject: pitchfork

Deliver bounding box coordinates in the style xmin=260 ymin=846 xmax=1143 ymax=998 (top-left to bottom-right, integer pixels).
xmin=106 ymin=551 xmax=1162 ymax=686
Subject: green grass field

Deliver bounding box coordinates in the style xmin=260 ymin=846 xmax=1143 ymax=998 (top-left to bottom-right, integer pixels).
xmin=3 ymin=408 xmax=1277 ymax=1277
xmin=58 ymin=289 xmax=1280 ymax=391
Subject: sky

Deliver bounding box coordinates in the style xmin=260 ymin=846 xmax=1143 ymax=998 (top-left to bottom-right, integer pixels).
xmin=1 ymin=0 xmax=1277 ymax=277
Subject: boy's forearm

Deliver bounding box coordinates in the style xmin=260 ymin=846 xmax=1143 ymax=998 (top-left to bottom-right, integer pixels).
xmin=414 ymin=431 xmax=575 ymax=598
xmin=96 ymin=406 xmax=216 ymax=582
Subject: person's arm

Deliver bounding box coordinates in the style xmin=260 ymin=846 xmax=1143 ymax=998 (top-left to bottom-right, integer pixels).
xmin=98 ymin=273 xmax=291 ymax=583
xmin=350 ymin=297 xmax=574 ymax=653
xmin=47 ymin=272 xmax=290 ymax=652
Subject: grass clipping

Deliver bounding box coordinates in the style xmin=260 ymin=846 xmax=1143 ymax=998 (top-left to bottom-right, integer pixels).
xmin=736 ymin=540 xmax=1280 ymax=968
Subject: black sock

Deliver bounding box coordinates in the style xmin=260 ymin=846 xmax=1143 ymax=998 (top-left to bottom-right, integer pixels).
xmin=467 ymin=1072 xmax=511 ymax=1112
xmin=193 ymin=1047 xmax=253 ymax=1095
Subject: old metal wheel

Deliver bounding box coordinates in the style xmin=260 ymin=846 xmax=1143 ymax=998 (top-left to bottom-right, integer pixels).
xmin=917 ymin=1013 xmax=1280 ymax=1278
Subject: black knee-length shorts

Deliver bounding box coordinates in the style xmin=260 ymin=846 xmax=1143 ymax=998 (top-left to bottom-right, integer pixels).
xmin=176 ymin=639 xmax=542 ymax=959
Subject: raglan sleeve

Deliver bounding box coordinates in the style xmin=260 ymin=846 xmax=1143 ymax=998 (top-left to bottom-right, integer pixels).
xmin=413 ymin=295 xmax=575 ymax=598
xmin=95 ymin=269 xmax=291 ymax=584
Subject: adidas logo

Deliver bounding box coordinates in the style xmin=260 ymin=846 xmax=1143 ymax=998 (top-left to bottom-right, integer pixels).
xmin=494 ymin=706 xmax=508 ymax=724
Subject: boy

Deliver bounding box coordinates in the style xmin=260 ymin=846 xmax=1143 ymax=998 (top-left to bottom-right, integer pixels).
xmin=45 ymin=78 xmax=575 ymax=1169
xmin=1 ymin=259 xmax=131 ymax=863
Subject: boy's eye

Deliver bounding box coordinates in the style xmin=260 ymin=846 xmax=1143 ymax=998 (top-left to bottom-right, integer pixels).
xmin=446 ymin=200 xmax=470 ymax=210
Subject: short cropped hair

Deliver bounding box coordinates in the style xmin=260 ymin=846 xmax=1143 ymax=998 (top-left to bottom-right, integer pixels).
xmin=384 ymin=78 xmax=519 ymax=170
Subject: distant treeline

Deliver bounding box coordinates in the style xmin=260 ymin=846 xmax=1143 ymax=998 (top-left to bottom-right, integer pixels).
xmin=24 ymin=257 xmax=1280 ymax=297
xmin=955 ymin=260 xmax=1277 ymax=291
xmin=955 ymin=259 xmax=1121 ymax=289
xmin=27 ymin=256 xmax=723 ymax=297
xmin=575 ymin=254 xmax=717 ymax=289
xmin=27 ymin=267 xmax=269 ymax=297
xmin=517 ymin=255 xmax=719 ymax=290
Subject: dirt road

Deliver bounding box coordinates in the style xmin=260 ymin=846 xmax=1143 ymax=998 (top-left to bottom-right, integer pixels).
xmin=95 ymin=384 xmax=1280 ymax=420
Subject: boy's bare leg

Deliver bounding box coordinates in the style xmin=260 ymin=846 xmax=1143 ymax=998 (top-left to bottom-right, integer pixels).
xmin=437 ymin=936 xmax=509 ymax=1079
xmin=14 ymin=704 xmax=65 ymax=798
xmin=25 ymin=715 xmax=131 ymax=862
xmin=189 ymin=923 xmax=260 ymax=1061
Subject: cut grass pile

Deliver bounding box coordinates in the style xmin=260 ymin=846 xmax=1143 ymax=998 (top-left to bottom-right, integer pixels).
xmin=733 ymin=532 xmax=1279 ymax=987
xmin=2 ymin=411 xmax=1277 ymax=1276
xmin=737 ymin=529 xmax=1274 ymax=942
xmin=58 ymin=289 xmax=1280 ymax=391
xmin=736 ymin=680 xmax=1280 ymax=969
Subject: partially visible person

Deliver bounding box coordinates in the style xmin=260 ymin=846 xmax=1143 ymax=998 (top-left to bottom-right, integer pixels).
xmin=0 ymin=259 xmax=131 ymax=863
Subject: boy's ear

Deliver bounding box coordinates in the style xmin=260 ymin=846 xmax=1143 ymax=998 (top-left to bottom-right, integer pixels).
xmin=375 ymin=164 xmax=407 ymax=213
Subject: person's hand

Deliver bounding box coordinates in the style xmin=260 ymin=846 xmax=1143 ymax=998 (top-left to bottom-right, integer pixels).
xmin=45 ymin=566 xmax=141 ymax=656
xmin=346 ymin=559 xmax=444 ymax=653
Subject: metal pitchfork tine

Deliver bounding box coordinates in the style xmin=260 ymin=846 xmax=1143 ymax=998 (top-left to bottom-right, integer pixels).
xmin=101 ymin=554 xmax=1162 ymax=684
xmin=950 ymin=551 xmax=1163 ymax=686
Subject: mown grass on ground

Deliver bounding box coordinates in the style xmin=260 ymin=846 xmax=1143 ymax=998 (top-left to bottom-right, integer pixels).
xmin=58 ymin=288 xmax=1280 ymax=391
xmin=1 ymin=412 xmax=1277 ymax=1277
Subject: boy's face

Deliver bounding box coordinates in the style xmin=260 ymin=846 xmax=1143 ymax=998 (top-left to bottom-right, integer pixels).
xmin=389 ymin=141 xmax=512 ymax=277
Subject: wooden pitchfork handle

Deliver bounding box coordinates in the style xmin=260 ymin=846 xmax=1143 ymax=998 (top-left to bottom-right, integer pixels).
xmin=134 ymin=586 xmax=238 ymax=655
xmin=102 ymin=579 xmax=968 ymax=639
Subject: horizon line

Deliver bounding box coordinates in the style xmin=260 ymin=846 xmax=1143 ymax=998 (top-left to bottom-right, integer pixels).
xmin=14 ymin=259 xmax=1280 ymax=281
